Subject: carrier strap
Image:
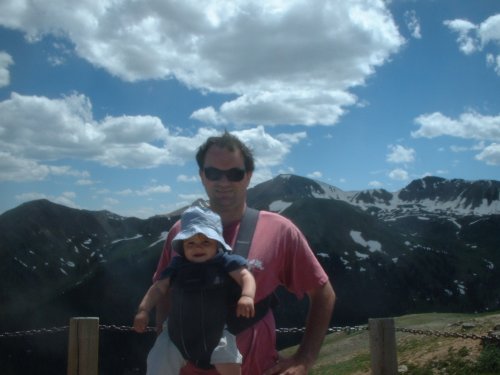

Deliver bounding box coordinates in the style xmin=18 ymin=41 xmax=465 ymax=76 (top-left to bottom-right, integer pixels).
xmin=226 ymin=206 xmax=279 ymax=334
xmin=233 ymin=206 xmax=259 ymax=258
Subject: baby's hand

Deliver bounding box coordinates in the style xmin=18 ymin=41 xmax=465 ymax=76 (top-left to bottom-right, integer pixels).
xmin=133 ymin=310 xmax=149 ymax=333
xmin=236 ymin=296 xmax=255 ymax=318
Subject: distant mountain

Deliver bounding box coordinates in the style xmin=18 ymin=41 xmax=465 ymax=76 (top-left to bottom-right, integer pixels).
xmin=248 ymin=174 xmax=500 ymax=323
xmin=249 ymin=174 xmax=500 ymax=216
xmin=0 ymin=199 xmax=176 ymax=327
xmin=0 ymin=175 xmax=499 ymax=375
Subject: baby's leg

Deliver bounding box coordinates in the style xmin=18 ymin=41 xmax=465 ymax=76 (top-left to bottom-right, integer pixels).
xmin=146 ymin=323 xmax=185 ymax=375
xmin=214 ymin=363 xmax=241 ymax=375
xmin=211 ymin=329 xmax=242 ymax=375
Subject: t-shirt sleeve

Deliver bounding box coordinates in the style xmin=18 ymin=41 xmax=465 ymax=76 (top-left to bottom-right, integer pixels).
xmin=279 ymin=219 xmax=329 ymax=299
xmin=247 ymin=211 xmax=329 ymax=301
xmin=224 ymin=253 xmax=248 ymax=273
xmin=152 ymin=220 xmax=181 ymax=282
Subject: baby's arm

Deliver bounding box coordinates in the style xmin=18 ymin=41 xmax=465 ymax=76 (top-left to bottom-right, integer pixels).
xmin=133 ymin=277 xmax=170 ymax=333
xmin=229 ymin=267 xmax=256 ymax=318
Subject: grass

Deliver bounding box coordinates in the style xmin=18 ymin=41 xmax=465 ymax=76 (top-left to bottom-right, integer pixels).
xmin=280 ymin=311 xmax=500 ymax=375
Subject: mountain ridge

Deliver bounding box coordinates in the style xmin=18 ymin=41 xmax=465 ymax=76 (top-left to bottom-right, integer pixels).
xmin=0 ymin=174 xmax=499 ymax=375
xmin=252 ymin=174 xmax=500 ymax=217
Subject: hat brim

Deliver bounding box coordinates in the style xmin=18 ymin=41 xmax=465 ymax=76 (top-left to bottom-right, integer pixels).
xmin=171 ymin=224 xmax=232 ymax=255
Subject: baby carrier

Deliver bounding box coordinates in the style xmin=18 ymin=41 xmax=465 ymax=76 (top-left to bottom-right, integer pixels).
xmin=167 ymin=207 xmax=277 ymax=369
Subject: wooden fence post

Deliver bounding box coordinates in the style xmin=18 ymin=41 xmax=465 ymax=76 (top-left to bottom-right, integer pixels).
xmin=369 ymin=318 xmax=398 ymax=375
xmin=67 ymin=317 xmax=100 ymax=375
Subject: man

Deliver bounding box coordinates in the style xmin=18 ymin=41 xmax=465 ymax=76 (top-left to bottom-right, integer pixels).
xmin=149 ymin=131 xmax=335 ymax=375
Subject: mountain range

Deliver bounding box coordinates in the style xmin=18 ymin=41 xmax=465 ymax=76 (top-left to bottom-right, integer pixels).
xmin=0 ymin=174 xmax=498 ymax=375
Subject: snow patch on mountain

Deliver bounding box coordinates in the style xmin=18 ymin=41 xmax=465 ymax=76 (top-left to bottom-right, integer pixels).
xmin=111 ymin=234 xmax=143 ymax=244
xmin=149 ymin=231 xmax=169 ymax=248
xmin=484 ymin=260 xmax=495 ymax=270
xmin=313 ymin=180 xmax=351 ymax=201
xmin=350 ymin=230 xmax=383 ymax=253
xmin=269 ymin=200 xmax=293 ymax=212
xmin=301 ymin=176 xmax=500 ymax=218
xmin=454 ymin=280 xmax=466 ymax=295
xmin=355 ymin=251 xmax=369 ymax=260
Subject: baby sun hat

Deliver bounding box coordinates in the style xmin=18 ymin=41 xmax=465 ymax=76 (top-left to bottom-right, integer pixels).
xmin=171 ymin=205 xmax=232 ymax=255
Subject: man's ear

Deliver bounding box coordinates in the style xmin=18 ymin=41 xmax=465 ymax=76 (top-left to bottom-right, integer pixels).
xmin=244 ymin=170 xmax=253 ymax=185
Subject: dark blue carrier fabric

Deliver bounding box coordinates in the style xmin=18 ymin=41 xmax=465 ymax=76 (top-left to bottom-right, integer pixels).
xmin=167 ymin=258 xmax=240 ymax=368
xmin=166 ymin=207 xmax=272 ymax=369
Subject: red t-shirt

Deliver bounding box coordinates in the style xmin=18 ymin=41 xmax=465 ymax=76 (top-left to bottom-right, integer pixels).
xmin=153 ymin=210 xmax=329 ymax=375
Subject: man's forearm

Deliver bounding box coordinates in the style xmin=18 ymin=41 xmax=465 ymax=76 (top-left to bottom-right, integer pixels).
xmin=296 ymin=281 xmax=336 ymax=367
xmin=154 ymin=296 xmax=170 ymax=332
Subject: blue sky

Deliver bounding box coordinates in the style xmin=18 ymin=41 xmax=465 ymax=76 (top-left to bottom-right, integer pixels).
xmin=0 ymin=0 xmax=499 ymax=218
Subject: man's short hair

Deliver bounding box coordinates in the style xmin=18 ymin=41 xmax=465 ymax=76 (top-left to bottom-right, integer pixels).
xmin=196 ymin=131 xmax=255 ymax=172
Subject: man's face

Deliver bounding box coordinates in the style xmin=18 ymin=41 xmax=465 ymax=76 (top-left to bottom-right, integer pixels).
xmin=199 ymin=145 xmax=252 ymax=214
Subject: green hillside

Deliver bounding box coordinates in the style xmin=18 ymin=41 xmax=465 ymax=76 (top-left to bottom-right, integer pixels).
xmin=280 ymin=311 xmax=500 ymax=375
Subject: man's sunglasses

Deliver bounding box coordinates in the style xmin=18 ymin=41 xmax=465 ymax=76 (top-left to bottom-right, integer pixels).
xmin=203 ymin=167 xmax=246 ymax=182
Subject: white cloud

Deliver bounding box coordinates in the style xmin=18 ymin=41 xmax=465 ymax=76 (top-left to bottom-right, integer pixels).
xmin=178 ymin=193 xmax=206 ymax=202
xmin=450 ymin=145 xmax=469 ymax=153
xmin=276 ymin=131 xmax=307 ymax=145
xmin=0 ymin=0 xmax=404 ymax=126
xmin=404 ymin=10 xmax=421 ymax=39
xmin=475 ymin=143 xmax=500 ymax=165
xmin=486 ymin=53 xmax=500 ymax=75
xmin=115 ymin=185 xmax=172 ymax=197
xmin=412 ymin=111 xmax=500 ymax=166
xmin=233 ymin=126 xmax=297 ymax=167
xmin=412 ymin=111 xmax=500 ymax=141
xmin=479 ymin=14 xmax=500 ymax=46
xmin=369 ymin=180 xmax=383 ymax=188
xmin=307 ymin=171 xmax=323 ymax=179
xmin=104 ymin=197 xmax=120 ymax=206
xmin=0 ymin=92 xmax=179 ymax=170
xmin=386 ymin=144 xmax=416 ymax=163
xmin=0 ymin=91 xmax=306 ymax=180
xmin=196 ymin=89 xmax=357 ymax=127
xmin=15 ymin=191 xmax=78 ymax=208
xmin=190 ymin=106 xmax=228 ymax=126
xmin=100 ymin=115 xmax=168 ymax=144
xmin=0 ymin=51 xmax=13 ymax=87
xmin=0 ymin=151 xmax=89 ymax=182
xmin=250 ymin=167 xmax=274 ymax=186
xmin=445 ymin=14 xmax=500 ymax=75
xmin=76 ymin=179 xmax=95 ymax=186
xmin=388 ymin=168 xmax=409 ymax=181
xmin=444 ymin=19 xmax=479 ymax=54
xmin=177 ymin=174 xmax=199 ymax=183
xmin=136 ymin=185 xmax=172 ymax=196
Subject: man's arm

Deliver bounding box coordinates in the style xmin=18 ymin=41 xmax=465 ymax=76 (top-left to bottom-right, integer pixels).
xmin=154 ymin=294 xmax=170 ymax=333
xmin=133 ymin=278 xmax=170 ymax=333
xmin=264 ymin=280 xmax=336 ymax=375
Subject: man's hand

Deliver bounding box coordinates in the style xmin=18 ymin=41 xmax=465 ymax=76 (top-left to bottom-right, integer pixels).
xmin=263 ymin=353 xmax=311 ymax=375
xmin=264 ymin=281 xmax=335 ymax=375
xmin=133 ymin=310 xmax=149 ymax=333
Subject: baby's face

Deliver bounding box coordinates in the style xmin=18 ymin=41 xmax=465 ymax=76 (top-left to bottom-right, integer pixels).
xmin=183 ymin=233 xmax=218 ymax=263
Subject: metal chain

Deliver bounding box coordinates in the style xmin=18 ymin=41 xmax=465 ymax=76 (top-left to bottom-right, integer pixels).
xmin=275 ymin=325 xmax=368 ymax=334
xmin=99 ymin=324 xmax=156 ymax=333
xmin=0 ymin=324 xmax=367 ymax=337
xmin=0 ymin=326 xmax=69 ymax=338
xmin=395 ymin=327 xmax=500 ymax=342
xmin=1 ymin=324 xmax=498 ymax=343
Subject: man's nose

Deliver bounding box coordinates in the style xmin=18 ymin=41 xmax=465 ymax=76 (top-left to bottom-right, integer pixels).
xmin=217 ymin=174 xmax=231 ymax=184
